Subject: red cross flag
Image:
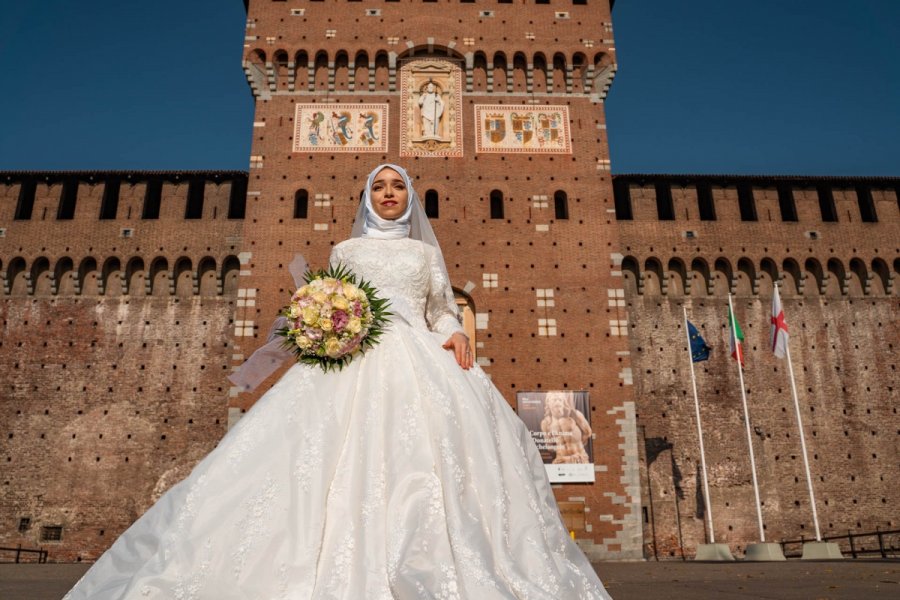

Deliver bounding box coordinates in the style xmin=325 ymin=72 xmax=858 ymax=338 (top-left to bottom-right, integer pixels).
xmin=770 ymin=285 xmax=789 ymax=359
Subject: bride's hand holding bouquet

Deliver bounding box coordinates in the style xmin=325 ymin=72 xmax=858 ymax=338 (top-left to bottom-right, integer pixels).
xmin=277 ymin=263 xmax=390 ymax=372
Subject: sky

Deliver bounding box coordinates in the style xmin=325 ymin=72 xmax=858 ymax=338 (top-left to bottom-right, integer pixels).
xmin=0 ymin=0 xmax=897 ymax=176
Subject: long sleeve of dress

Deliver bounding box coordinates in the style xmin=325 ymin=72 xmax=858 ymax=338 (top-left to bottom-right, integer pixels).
xmin=328 ymin=244 xmax=345 ymax=269
xmin=424 ymin=245 xmax=465 ymax=339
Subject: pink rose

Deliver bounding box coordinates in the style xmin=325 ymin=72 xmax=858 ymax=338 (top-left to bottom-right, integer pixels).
xmin=332 ymin=310 xmax=349 ymax=333
xmin=353 ymin=301 xmax=362 ymax=317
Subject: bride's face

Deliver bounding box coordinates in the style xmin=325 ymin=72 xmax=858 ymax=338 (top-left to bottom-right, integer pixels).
xmin=370 ymin=168 xmax=409 ymax=220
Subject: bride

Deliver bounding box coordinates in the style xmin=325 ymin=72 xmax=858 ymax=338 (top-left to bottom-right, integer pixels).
xmin=65 ymin=164 xmax=612 ymax=599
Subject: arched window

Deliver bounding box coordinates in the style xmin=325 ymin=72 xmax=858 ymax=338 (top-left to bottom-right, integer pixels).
xmin=554 ymin=190 xmax=568 ymax=220
xmin=489 ymin=190 xmax=504 ymax=219
xmin=294 ymin=189 xmax=309 ymax=219
xmin=454 ymin=290 xmax=476 ymax=353
xmin=425 ymin=189 xmax=439 ymax=219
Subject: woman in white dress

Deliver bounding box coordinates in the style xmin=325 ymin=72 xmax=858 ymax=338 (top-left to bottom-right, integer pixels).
xmin=65 ymin=164 xmax=612 ymax=599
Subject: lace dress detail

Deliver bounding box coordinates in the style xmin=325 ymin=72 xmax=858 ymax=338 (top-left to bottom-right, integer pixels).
xmin=64 ymin=237 xmax=611 ymax=600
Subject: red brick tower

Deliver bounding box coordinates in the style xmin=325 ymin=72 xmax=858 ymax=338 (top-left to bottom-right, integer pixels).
xmin=234 ymin=0 xmax=640 ymax=559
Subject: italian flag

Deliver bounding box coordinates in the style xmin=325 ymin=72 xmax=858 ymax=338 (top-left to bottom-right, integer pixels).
xmin=727 ymin=307 xmax=745 ymax=366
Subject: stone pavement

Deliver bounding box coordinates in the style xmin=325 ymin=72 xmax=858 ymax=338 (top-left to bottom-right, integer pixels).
xmin=0 ymin=560 xmax=898 ymax=599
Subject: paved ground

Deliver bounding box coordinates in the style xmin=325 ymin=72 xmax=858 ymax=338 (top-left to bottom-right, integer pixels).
xmin=1 ymin=560 xmax=898 ymax=599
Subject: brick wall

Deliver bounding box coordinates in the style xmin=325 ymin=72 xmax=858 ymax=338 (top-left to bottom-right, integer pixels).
xmin=615 ymin=174 xmax=900 ymax=558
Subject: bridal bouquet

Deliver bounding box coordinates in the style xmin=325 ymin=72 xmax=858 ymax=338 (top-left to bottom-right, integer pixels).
xmin=275 ymin=264 xmax=390 ymax=372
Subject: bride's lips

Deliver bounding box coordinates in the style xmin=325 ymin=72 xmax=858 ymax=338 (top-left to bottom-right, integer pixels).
xmin=382 ymin=201 xmax=397 ymax=207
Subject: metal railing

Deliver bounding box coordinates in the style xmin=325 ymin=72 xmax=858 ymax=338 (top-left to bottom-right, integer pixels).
xmin=780 ymin=528 xmax=900 ymax=559
xmin=0 ymin=544 xmax=49 ymax=563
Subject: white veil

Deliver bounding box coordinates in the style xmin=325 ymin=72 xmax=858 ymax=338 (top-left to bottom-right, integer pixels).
xmin=351 ymin=163 xmax=460 ymax=322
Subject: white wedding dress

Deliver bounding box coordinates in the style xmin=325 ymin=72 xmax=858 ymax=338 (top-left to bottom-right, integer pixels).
xmin=65 ymin=237 xmax=611 ymax=600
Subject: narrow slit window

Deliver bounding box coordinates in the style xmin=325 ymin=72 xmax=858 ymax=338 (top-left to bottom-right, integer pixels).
xmin=489 ymin=190 xmax=504 ymax=219
xmin=14 ymin=180 xmax=36 ymax=220
xmin=185 ymin=179 xmax=204 ymax=219
xmin=856 ymin=186 xmax=877 ymax=222
xmin=425 ymin=189 xmax=439 ymax=219
xmin=228 ymin=177 xmax=247 ymax=219
xmin=294 ymin=189 xmax=309 ymax=219
xmin=142 ymin=180 xmax=162 ymax=219
xmin=817 ymin=185 xmax=838 ymax=222
xmin=777 ymin=184 xmax=798 ymax=222
xmin=697 ymin=182 xmax=716 ymax=221
xmin=737 ymin=184 xmax=757 ymax=221
xmin=613 ymin=179 xmax=632 ymax=220
xmin=655 ymin=183 xmax=675 ymax=220
xmin=99 ymin=179 xmax=121 ymax=220
xmin=554 ymin=190 xmax=569 ymax=220
xmin=57 ymin=180 xmax=78 ymax=220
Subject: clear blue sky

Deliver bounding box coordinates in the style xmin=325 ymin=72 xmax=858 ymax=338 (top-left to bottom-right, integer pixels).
xmin=0 ymin=0 xmax=897 ymax=175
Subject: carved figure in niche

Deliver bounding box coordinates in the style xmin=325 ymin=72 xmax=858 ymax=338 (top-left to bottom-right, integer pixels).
xmin=400 ymin=58 xmax=462 ymax=156
xmin=417 ymin=80 xmax=444 ymax=139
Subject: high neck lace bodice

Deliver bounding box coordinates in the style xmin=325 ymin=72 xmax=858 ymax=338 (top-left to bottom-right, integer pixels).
xmin=330 ymin=238 xmax=462 ymax=338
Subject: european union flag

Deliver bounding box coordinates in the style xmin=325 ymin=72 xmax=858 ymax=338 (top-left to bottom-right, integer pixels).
xmin=687 ymin=320 xmax=711 ymax=362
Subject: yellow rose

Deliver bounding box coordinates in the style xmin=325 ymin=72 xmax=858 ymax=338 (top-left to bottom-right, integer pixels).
xmin=301 ymin=306 xmax=319 ymax=325
xmin=288 ymin=304 xmax=302 ymax=319
xmin=332 ymin=296 xmax=350 ymax=311
xmin=325 ymin=338 xmax=342 ymax=358
xmin=312 ymin=291 xmax=328 ymax=304
xmin=347 ymin=317 xmax=362 ymax=334
xmin=343 ymin=283 xmax=359 ymax=297
xmin=295 ymin=335 xmax=313 ymax=350
xmin=320 ymin=318 xmax=333 ymax=332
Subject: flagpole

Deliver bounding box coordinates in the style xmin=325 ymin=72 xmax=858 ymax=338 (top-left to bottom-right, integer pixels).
xmin=779 ymin=287 xmax=822 ymax=541
xmin=683 ymin=307 xmax=716 ymax=544
xmin=728 ymin=293 xmax=765 ymax=542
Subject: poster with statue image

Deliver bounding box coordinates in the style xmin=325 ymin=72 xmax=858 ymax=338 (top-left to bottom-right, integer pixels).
xmin=517 ymin=390 xmax=595 ymax=483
